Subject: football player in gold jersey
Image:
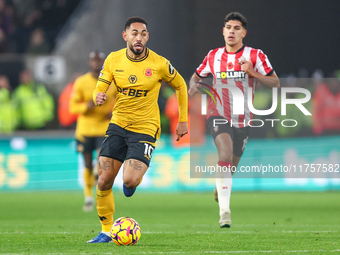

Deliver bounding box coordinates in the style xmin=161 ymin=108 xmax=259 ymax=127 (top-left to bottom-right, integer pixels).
xmin=69 ymin=51 xmax=115 ymax=212
xmin=87 ymin=17 xmax=188 ymax=243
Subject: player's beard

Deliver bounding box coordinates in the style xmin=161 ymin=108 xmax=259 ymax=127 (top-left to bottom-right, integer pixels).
xmin=129 ymin=44 xmax=145 ymax=56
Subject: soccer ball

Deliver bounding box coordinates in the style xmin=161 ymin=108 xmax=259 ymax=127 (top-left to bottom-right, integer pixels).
xmin=110 ymin=217 xmax=141 ymax=246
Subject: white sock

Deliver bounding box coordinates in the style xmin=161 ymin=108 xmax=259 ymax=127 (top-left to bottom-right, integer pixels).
xmin=216 ymin=171 xmax=232 ymax=217
xmin=85 ymin=196 xmax=94 ymax=204
xmin=102 ymin=231 xmax=110 ymax=236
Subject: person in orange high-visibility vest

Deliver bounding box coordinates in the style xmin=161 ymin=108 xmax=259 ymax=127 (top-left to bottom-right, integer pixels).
xmin=58 ymin=73 xmax=81 ymax=128
xmin=165 ymin=92 xmax=205 ymax=147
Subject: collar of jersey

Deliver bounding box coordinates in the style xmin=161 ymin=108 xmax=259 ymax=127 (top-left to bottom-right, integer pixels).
xmin=225 ymin=45 xmax=245 ymax=54
xmin=126 ymin=48 xmax=149 ymax=62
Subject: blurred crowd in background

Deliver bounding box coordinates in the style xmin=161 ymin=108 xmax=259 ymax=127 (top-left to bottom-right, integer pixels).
xmin=0 ymin=0 xmax=80 ymax=54
xmin=1 ymin=0 xmax=340 ymax=140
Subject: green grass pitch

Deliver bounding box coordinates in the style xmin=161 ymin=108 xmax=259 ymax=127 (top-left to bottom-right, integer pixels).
xmin=0 ymin=191 xmax=339 ymax=254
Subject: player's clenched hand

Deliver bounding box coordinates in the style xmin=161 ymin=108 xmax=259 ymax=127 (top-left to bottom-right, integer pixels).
xmin=239 ymin=59 xmax=255 ymax=76
xmin=95 ymin=92 xmax=107 ymax=106
xmin=188 ymin=84 xmax=200 ymax=96
xmin=176 ymin=122 xmax=188 ymax=141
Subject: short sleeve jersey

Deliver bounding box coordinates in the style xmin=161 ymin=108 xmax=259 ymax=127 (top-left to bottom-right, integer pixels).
xmin=94 ymin=48 xmax=185 ymax=139
xmin=196 ymin=46 xmax=274 ymax=128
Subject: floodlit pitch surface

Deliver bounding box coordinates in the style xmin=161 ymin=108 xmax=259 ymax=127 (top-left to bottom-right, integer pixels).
xmin=0 ymin=191 xmax=339 ymax=254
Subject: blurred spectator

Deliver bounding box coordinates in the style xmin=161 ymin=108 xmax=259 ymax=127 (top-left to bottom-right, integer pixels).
xmin=11 ymin=0 xmax=40 ymax=28
xmin=12 ymin=69 xmax=54 ymax=129
xmin=0 ymin=0 xmax=81 ymax=53
xmin=311 ymin=69 xmax=324 ymax=90
xmin=312 ymin=73 xmax=340 ymax=136
xmin=11 ymin=0 xmax=42 ymax=53
xmin=1 ymin=0 xmax=16 ymax=35
xmin=1 ymin=2 xmax=18 ymax=52
xmin=26 ymin=27 xmax=51 ymax=54
xmin=58 ymin=72 xmax=81 ymax=128
xmin=0 ymin=75 xmax=19 ymax=133
xmin=0 ymin=27 xmax=8 ymax=53
xmin=37 ymin=0 xmax=81 ymax=51
xmin=158 ymin=82 xmax=174 ymax=134
xmin=298 ymin=68 xmax=309 ymax=78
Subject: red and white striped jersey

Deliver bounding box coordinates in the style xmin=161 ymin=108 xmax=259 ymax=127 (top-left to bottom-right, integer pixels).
xmin=196 ymin=45 xmax=274 ymax=128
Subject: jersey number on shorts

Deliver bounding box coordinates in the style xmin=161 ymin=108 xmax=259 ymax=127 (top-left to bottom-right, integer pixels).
xmin=144 ymin=143 xmax=154 ymax=159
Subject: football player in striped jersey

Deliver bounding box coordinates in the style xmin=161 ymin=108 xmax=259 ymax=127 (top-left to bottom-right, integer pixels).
xmin=189 ymin=12 xmax=279 ymax=228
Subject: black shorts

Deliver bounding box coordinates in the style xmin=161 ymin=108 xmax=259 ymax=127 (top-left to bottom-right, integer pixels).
xmin=207 ymin=116 xmax=249 ymax=157
xmin=99 ymin=123 xmax=156 ymax=167
xmin=76 ymin=136 xmax=104 ymax=153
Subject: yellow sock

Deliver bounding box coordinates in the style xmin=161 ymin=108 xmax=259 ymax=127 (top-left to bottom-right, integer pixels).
xmin=96 ymin=187 xmax=115 ymax=232
xmin=83 ymin=167 xmax=95 ymax=198
xmin=138 ymin=177 xmax=143 ymax=186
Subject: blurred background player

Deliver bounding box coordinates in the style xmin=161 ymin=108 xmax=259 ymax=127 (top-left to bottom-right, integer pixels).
xmin=69 ymin=51 xmax=115 ymax=212
xmin=189 ymin=12 xmax=279 ymax=228
xmin=88 ymin=17 xmax=188 ymax=243
xmin=58 ymin=72 xmax=82 ymax=128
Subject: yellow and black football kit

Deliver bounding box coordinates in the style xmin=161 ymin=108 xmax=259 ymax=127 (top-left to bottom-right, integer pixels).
xmin=92 ymin=48 xmax=188 ymax=232
xmin=69 ymin=71 xmax=115 ymax=202
xmin=70 ymin=72 xmax=115 ymax=146
xmin=93 ymin=48 xmax=188 ymax=140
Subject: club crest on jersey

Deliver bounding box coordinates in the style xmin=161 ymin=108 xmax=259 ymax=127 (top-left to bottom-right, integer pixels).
xmin=169 ymin=62 xmax=174 ymax=75
xmin=128 ymin=75 xmax=137 ymax=84
xmin=238 ymin=56 xmax=247 ymax=63
xmin=144 ymin=68 xmax=153 ymax=77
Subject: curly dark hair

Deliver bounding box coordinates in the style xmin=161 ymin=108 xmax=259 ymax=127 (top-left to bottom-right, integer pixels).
xmin=125 ymin=17 xmax=147 ymax=30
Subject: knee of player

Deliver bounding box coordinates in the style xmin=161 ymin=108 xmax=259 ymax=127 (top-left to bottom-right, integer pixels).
xmin=123 ymin=178 xmax=140 ymax=189
xmin=97 ymin=176 xmax=113 ymax=190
